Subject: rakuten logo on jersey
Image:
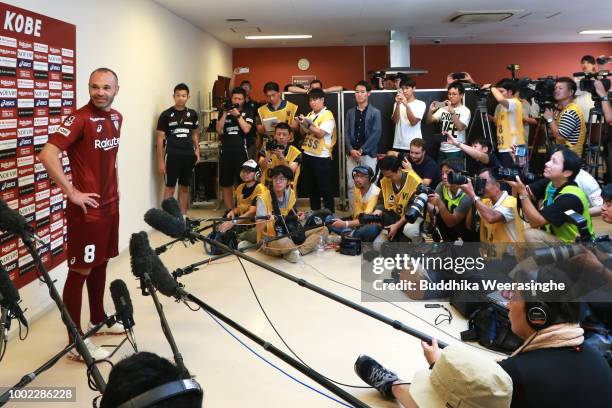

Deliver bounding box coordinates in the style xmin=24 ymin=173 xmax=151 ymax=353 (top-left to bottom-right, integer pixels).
xmin=94 ymin=137 xmax=120 ymax=151
xmin=34 ymin=80 xmax=47 ymax=89
xmin=1 ymin=79 xmax=16 ymax=87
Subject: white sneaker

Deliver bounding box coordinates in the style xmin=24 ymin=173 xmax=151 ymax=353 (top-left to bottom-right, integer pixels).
xmin=67 ymin=338 xmax=111 ymax=362
xmin=88 ymin=320 xmax=126 ymax=336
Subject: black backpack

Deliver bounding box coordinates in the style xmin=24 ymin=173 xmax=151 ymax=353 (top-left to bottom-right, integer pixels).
xmin=460 ymin=302 xmax=523 ymax=353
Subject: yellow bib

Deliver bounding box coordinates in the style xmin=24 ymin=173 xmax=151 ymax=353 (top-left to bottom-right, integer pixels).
xmin=234 ymin=183 xmax=266 ymax=216
xmin=301 ymin=108 xmax=336 ymax=158
xmin=260 ymin=145 xmax=301 ymax=190
xmin=354 ymin=184 xmax=381 ymax=219
xmin=496 ymin=98 xmax=525 ymax=151
xmin=556 ymin=102 xmax=586 ymax=158
xmin=380 ymin=170 xmax=422 ymax=215
xmin=257 ymin=188 xmax=297 ymax=242
xmin=257 ymin=101 xmax=298 ymax=142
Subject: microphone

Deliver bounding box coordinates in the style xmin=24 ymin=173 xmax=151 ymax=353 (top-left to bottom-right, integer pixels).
xmin=0 ymin=264 xmax=28 ymax=328
xmin=144 ymin=208 xmax=193 ymax=240
xmin=129 ymin=231 xmax=153 ymax=278
xmin=0 ymin=199 xmax=33 ymax=238
xmin=149 ymin=251 xmax=187 ymax=300
xmin=109 ymin=279 xmax=135 ymax=330
xmin=161 ymin=197 xmax=185 ymax=221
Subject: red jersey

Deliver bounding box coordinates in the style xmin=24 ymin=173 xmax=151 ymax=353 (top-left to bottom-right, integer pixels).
xmin=47 ymin=100 xmax=122 ymax=212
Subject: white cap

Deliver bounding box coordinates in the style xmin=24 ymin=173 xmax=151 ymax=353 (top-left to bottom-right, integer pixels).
xmin=241 ymin=159 xmax=259 ymax=172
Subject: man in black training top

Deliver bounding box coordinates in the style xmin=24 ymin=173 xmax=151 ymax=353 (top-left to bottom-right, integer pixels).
xmin=156 ymin=83 xmax=200 ymax=215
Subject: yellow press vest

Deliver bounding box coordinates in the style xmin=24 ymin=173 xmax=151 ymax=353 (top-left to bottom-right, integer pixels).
xmin=234 ymin=183 xmax=266 ymax=216
xmin=260 ymin=145 xmax=301 ymax=189
xmin=257 ymin=100 xmax=298 ymax=143
xmin=380 ymin=170 xmax=422 ymax=215
xmin=496 ymin=97 xmax=525 ymax=151
xmin=353 ymin=184 xmax=381 ymax=219
xmin=480 ymin=194 xmax=525 ymax=243
xmin=301 ymin=108 xmax=337 ymax=158
xmin=257 ymin=188 xmax=297 ymax=242
xmin=556 ymin=102 xmax=586 ymax=158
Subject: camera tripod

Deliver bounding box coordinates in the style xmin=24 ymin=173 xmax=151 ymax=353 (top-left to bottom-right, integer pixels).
xmin=583 ymin=106 xmax=607 ymax=184
xmin=466 ymin=94 xmax=496 ymax=149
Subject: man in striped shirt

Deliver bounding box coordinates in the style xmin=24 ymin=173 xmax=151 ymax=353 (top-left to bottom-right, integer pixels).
xmin=543 ymin=77 xmax=586 ymax=157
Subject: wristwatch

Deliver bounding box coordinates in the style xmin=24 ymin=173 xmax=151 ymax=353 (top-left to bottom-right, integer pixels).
xmin=546 ymin=117 xmax=553 ymax=124
xmin=473 ymin=196 xmax=481 ymax=201
xmin=603 ymin=96 xmax=610 ymax=102
xmin=519 ymin=193 xmax=530 ymax=200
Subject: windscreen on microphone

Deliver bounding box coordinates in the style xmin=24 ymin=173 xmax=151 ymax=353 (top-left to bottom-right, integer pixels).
xmin=0 ymin=264 xmax=28 ymax=328
xmin=0 ymin=199 xmax=31 ymax=237
xmin=110 ymin=279 xmax=135 ymax=330
xmin=161 ymin=197 xmax=184 ymax=221
xmin=149 ymin=251 xmax=181 ymax=298
xmin=129 ymin=232 xmax=152 ymax=278
xmin=144 ymin=208 xmax=186 ymax=239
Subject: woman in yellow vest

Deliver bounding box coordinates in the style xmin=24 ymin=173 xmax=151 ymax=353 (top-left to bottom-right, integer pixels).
xmin=298 ymin=88 xmax=337 ymax=212
xmin=258 ymin=122 xmax=302 ymax=190
xmin=255 ymin=165 xmax=328 ymax=263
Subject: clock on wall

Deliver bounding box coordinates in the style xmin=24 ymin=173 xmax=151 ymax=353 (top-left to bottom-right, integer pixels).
xmin=297 ymin=58 xmax=310 ymax=71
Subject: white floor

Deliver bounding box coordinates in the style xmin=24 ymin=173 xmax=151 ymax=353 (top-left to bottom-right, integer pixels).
xmin=2 ymin=209 xmax=609 ymax=407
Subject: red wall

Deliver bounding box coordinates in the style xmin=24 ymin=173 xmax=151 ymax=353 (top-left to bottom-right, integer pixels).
xmin=233 ymin=42 xmax=612 ymax=100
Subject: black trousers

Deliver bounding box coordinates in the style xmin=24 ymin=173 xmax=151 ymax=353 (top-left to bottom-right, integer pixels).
xmin=303 ymin=154 xmax=334 ymax=212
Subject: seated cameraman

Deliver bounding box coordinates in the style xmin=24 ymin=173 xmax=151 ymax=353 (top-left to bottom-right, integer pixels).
xmin=217 ymin=160 xmax=266 ymax=246
xmin=255 ymin=165 xmax=327 ymax=263
xmin=544 ymin=77 xmax=587 ymax=158
xmin=327 ymin=165 xmax=381 ymax=242
xmin=484 ymin=79 xmax=525 ymax=168
xmin=510 ymin=146 xmax=594 ymax=244
xmin=258 ymin=122 xmax=302 ymax=189
xmin=374 ymin=155 xmax=424 ymax=242
xmin=427 ymin=161 xmax=476 ymax=242
xmin=100 ymin=352 xmax=203 ymax=407
xmin=426 ymin=81 xmax=471 ymax=168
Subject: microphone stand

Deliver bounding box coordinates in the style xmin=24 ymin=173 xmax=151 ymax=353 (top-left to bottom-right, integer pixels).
xmin=184 ymin=230 xmax=447 ymax=348
xmin=0 ymin=315 xmax=120 ymax=407
xmin=171 ymin=253 xmax=232 ymax=279
xmin=19 ymin=232 xmax=107 ymax=392
xmin=0 ymin=307 xmax=8 ymax=362
xmin=139 ymin=271 xmax=190 ymax=379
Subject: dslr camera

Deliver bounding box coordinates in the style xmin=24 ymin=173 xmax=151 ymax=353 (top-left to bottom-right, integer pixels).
xmin=492 ymin=167 xmax=536 ymax=184
xmin=266 ymin=139 xmax=282 ymax=151
xmin=222 ymin=99 xmax=240 ymax=111
xmin=446 ymin=171 xmax=486 ymax=196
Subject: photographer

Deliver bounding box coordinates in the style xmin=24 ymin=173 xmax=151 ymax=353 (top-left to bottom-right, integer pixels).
xmin=255 ymin=165 xmax=328 ymax=263
xmin=299 ymin=88 xmax=337 ymax=212
xmin=544 ymin=77 xmax=586 ymax=158
xmin=327 ymin=165 xmax=381 ymax=241
xmin=217 ymin=160 xmax=266 ymax=247
xmin=484 ymin=79 xmax=526 ymax=168
xmin=594 ymin=80 xmax=612 ymax=125
xmin=215 ymin=87 xmax=256 ymax=210
xmin=427 ymin=161 xmax=476 ymax=242
xmin=398 ymin=138 xmax=440 ymax=187
xmin=258 ymin=122 xmax=302 ymax=189
xmin=256 ymin=81 xmax=299 ymax=157
xmin=345 ymin=80 xmax=382 ymax=213
xmin=426 ymin=81 xmax=471 ymax=168
xmin=509 ymin=147 xmax=594 ymax=244
xmin=392 ymin=78 xmax=426 ymax=154
xmin=574 ymin=55 xmax=597 ymax=120
xmin=462 ymin=168 xmax=525 ymax=244
xmin=374 ymin=155 xmax=424 ymax=242
xmin=447 ymin=135 xmax=502 ymax=174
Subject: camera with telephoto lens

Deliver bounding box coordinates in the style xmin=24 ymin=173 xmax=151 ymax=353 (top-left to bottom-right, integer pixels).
xmin=446 ymin=171 xmax=486 ymax=196
xmin=266 ymin=139 xmax=282 ymax=151
xmin=222 ymin=99 xmax=240 ymax=111
xmin=415 ymin=183 xmax=435 ymax=196
xmin=358 ymin=211 xmax=399 ymax=227
xmin=405 ymin=192 xmax=428 ymax=224
xmin=492 ymin=167 xmax=536 ymax=184
xmin=518 ymin=76 xmax=556 ymax=110
xmin=574 ymin=70 xmax=611 ymax=102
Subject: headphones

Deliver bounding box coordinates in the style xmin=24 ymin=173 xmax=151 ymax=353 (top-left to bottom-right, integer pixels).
xmin=352 ymin=165 xmax=375 ymax=183
xmin=525 ymin=302 xmax=554 ymax=330
xmin=241 ymin=160 xmax=261 ymax=180
xmin=115 ymin=378 xmax=203 ymax=408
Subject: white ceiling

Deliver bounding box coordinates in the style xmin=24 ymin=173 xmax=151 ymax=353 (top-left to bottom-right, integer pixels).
xmin=153 ymin=0 xmax=612 ymax=48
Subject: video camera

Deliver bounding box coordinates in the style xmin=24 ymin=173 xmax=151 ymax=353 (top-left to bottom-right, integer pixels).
xmin=492 ymin=166 xmax=536 ymax=184
xmin=446 ymin=171 xmax=486 ymax=196
xmin=574 ymin=70 xmax=611 ymax=103
xmin=518 ymin=76 xmax=556 ymax=110
xmin=466 ymin=83 xmax=491 ymax=99
xmin=222 ymin=99 xmax=240 ymax=111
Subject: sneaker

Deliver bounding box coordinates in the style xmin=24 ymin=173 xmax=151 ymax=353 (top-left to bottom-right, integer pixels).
xmin=354 ymin=355 xmax=398 ymax=399
xmin=67 ymin=338 xmax=111 ymax=362
xmin=237 ymin=240 xmax=257 ymax=252
xmin=88 ymin=320 xmax=126 ymax=336
xmin=283 ymin=249 xmax=301 ymax=264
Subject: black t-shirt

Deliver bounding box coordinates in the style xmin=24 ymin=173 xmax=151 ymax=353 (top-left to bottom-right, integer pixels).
xmin=244 ymin=99 xmax=260 ymax=146
xmin=528 ymin=180 xmax=584 ymax=227
xmin=221 ymin=108 xmax=255 ymax=151
xmin=474 ymin=150 xmax=501 ymax=174
xmin=498 ymin=345 xmax=612 ymax=408
xmin=411 ymin=155 xmax=441 ymax=188
xmin=156 ymin=107 xmax=199 ymax=156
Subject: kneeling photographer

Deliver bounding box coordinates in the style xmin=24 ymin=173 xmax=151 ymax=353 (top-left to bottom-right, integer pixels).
xmin=426 ymin=161 xmax=477 ymax=242
xmin=255 ymin=165 xmax=327 ymax=263
xmin=371 ymin=155 xmax=425 ymax=242
xmin=327 ymin=165 xmax=382 ymax=242
xmin=509 ymin=146 xmax=594 ymax=244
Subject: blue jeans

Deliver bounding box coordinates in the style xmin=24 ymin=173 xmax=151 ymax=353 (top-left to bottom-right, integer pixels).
xmin=351 ymin=224 xmax=381 ymax=242
xmin=325 ymin=215 xmax=352 ymax=236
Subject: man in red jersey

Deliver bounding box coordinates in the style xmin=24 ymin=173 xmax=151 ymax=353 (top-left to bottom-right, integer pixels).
xmin=39 ymin=68 xmax=124 ymax=361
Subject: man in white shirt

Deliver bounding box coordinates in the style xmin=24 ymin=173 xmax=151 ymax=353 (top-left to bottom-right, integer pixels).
xmin=575 ymin=169 xmax=603 ymax=216
xmin=392 ymin=78 xmax=426 ymax=154
xmin=426 ymin=81 xmax=471 ymax=171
